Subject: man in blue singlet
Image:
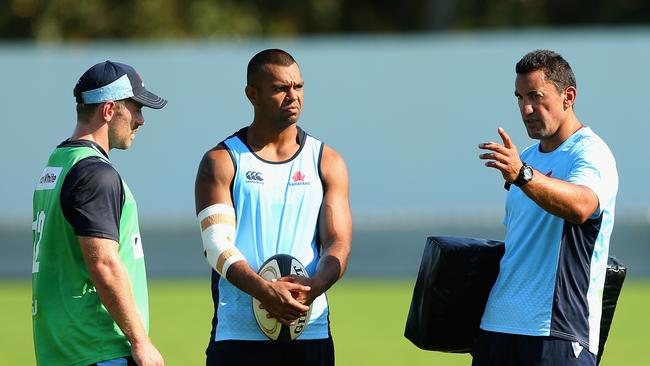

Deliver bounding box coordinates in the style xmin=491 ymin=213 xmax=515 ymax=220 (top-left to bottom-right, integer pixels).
xmin=194 ymin=49 xmax=352 ymax=365
xmin=475 ymin=50 xmax=618 ymax=366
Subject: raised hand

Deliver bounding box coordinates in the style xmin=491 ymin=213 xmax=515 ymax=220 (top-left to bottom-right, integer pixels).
xmin=479 ymin=127 xmax=523 ymax=183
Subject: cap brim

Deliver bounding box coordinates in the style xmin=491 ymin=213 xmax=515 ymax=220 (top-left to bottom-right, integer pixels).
xmin=132 ymin=90 xmax=167 ymax=109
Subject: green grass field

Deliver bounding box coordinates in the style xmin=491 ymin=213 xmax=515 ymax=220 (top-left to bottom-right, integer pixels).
xmin=2 ymin=279 xmax=648 ymax=365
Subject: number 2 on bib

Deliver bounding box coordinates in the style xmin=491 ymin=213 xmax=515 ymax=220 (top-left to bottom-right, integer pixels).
xmin=32 ymin=211 xmax=45 ymax=273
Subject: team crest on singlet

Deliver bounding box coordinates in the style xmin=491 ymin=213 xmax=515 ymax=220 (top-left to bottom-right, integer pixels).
xmin=289 ymin=170 xmax=311 ymax=186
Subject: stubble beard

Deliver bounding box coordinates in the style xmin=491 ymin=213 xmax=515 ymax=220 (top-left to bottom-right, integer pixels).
xmin=273 ymin=113 xmax=300 ymax=130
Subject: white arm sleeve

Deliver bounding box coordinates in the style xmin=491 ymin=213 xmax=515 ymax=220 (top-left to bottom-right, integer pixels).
xmin=197 ymin=203 xmax=246 ymax=277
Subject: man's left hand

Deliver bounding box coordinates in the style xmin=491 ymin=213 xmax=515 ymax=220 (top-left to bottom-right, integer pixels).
xmin=278 ymin=275 xmax=324 ymax=306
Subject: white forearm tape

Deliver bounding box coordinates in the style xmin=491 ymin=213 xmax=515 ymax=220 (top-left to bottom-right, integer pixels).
xmin=197 ymin=204 xmax=245 ymax=277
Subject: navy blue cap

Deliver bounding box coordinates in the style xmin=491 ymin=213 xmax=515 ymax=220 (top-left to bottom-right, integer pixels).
xmin=73 ymin=61 xmax=167 ymax=109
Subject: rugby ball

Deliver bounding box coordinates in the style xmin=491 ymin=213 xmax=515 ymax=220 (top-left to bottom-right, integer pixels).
xmin=252 ymin=254 xmax=312 ymax=341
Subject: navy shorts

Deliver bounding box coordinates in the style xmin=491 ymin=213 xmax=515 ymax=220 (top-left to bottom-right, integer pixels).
xmin=206 ymin=338 xmax=334 ymax=366
xmin=89 ymin=356 xmax=136 ymax=366
xmin=472 ymin=330 xmax=596 ymax=366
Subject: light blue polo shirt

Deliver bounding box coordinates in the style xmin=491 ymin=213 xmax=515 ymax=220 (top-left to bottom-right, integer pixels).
xmin=481 ymin=127 xmax=618 ymax=354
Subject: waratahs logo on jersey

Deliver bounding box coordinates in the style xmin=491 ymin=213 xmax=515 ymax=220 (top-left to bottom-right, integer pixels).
xmin=289 ymin=170 xmax=310 ymax=186
xmin=293 ymin=171 xmax=305 ymax=182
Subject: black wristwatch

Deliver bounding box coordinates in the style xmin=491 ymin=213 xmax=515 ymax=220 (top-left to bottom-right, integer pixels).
xmin=504 ymin=163 xmax=533 ymax=190
xmin=513 ymin=163 xmax=534 ymax=187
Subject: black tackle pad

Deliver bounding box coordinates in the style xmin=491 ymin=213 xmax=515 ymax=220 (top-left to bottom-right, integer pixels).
xmin=404 ymin=235 xmax=626 ymax=360
xmin=404 ymin=236 xmax=505 ymax=353
xmin=597 ymin=256 xmax=626 ymax=365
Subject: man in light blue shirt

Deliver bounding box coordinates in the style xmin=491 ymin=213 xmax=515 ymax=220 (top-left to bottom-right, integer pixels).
xmin=476 ymin=49 xmax=618 ymax=366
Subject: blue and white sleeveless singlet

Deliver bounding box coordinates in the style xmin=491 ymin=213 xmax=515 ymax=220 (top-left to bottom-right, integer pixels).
xmin=480 ymin=127 xmax=618 ymax=354
xmin=210 ymin=127 xmax=329 ymax=341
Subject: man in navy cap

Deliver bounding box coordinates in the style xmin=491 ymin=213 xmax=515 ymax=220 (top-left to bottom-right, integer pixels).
xmin=32 ymin=61 xmax=167 ymax=366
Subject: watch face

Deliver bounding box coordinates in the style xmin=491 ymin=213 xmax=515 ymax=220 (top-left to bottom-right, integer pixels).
xmin=523 ymin=166 xmax=533 ymax=180
xmin=513 ymin=163 xmax=533 ymax=187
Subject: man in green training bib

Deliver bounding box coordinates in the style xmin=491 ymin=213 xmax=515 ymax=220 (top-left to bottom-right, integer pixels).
xmin=32 ymin=61 xmax=167 ymax=366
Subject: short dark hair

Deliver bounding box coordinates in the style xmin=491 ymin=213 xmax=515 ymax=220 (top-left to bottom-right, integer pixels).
xmin=76 ymin=103 xmax=101 ymax=123
xmin=247 ymin=49 xmax=297 ymax=86
xmin=516 ymin=50 xmax=576 ymax=92
xmin=76 ymin=99 xmax=124 ymax=123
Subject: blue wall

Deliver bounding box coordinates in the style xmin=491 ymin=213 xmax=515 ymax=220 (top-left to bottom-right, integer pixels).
xmin=2 ymin=29 xmax=649 ymax=277
xmin=2 ymin=29 xmax=650 ymax=224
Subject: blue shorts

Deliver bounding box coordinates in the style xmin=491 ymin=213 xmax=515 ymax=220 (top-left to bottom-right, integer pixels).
xmin=91 ymin=356 xmax=136 ymax=366
xmin=472 ymin=330 xmax=596 ymax=366
xmin=206 ymin=338 xmax=334 ymax=366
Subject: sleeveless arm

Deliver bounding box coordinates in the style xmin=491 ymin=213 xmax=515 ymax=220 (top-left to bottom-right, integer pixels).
xmin=194 ymin=144 xmax=310 ymax=325
xmin=314 ymin=145 xmax=352 ymax=294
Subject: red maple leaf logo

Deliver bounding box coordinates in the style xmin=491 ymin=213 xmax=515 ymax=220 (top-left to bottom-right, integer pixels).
xmin=292 ymin=171 xmax=305 ymax=182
